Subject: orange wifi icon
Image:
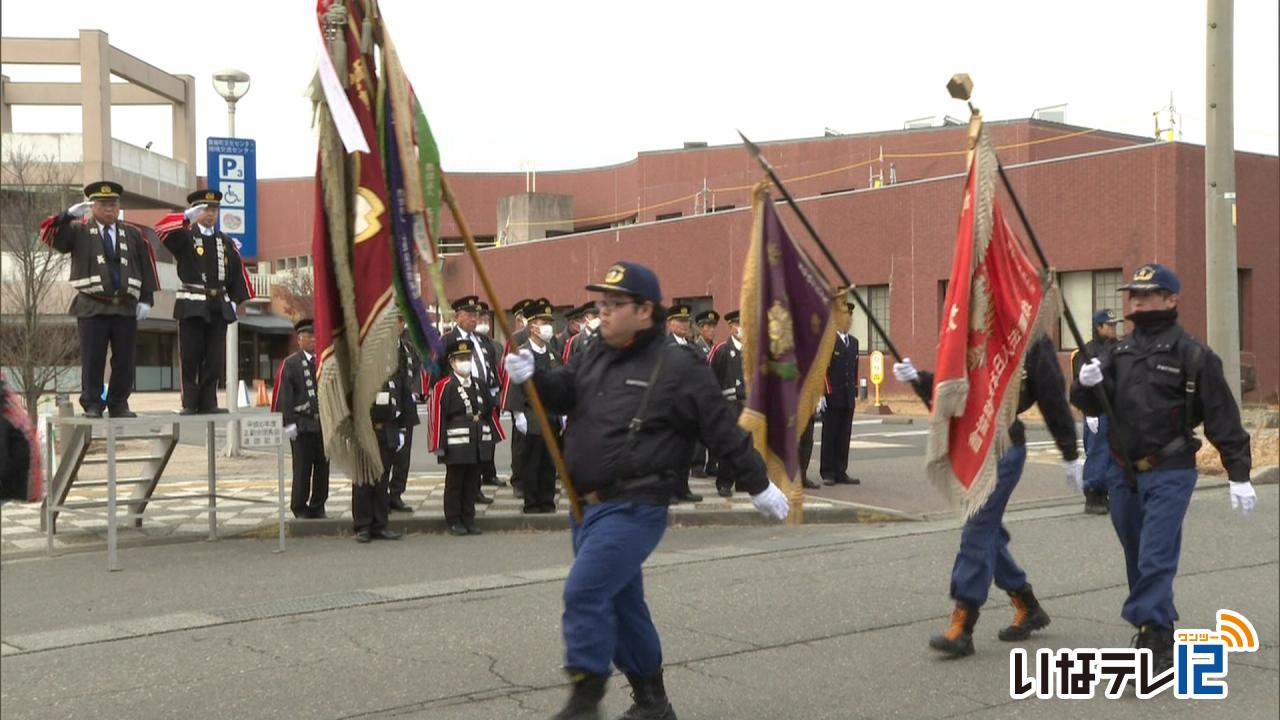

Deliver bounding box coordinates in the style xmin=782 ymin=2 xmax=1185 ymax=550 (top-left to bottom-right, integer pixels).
xmin=1216 ymin=609 xmax=1259 ymax=652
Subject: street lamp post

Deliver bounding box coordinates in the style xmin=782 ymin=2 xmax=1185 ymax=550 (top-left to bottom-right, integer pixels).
xmin=212 ymin=69 xmax=250 ymax=455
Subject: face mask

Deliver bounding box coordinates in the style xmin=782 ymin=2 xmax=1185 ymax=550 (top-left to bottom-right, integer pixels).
xmin=587 ymin=317 xmax=601 ymax=331
xmin=476 ymin=323 xmax=490 ymax=335
xmin=537 ymin=324 xmax=554 ymax=342
xmin=452 ymin=360 xmax=472 ymax=376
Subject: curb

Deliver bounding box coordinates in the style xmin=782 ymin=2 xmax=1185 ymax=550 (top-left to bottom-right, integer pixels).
xmin=277 ymin=502 xmax=917 ymax=539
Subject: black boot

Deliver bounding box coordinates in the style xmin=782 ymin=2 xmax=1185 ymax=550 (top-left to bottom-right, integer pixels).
xmin=929 ymin=601 xmax=979 ymax=657
xmin=997 ymin=584 xmax=1051 ymax=641
xmin=1133 ymin=623 xmax=1175 ymax=675
xmin=550 ymin=669 xmax=607 ymax=720
xmin=618 ymin=670 xmax=677 ymax=720
xmin=1083 ymin=489 xmax=1109 ymax=515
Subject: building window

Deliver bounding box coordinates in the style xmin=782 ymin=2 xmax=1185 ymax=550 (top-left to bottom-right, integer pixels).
xmin=656 ymin=211 xmax=682 ymax=221
xmin=437 ymin=237 xmax=464 ymax=256
xmin=851 ymin=284 xmax=890 ymax=354
xmin=1059 ymin=269 xmax=1125 ymax=350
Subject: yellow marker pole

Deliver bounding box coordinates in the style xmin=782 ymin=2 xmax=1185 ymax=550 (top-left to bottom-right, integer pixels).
xmin=870 ymin=350 xmax=885 ymax=407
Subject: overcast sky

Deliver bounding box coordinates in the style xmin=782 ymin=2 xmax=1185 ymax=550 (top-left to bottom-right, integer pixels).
xmin=2 ymin=0 xmax=1276 ymax=178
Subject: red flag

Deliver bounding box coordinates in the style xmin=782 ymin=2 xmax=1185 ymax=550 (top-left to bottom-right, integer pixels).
xmin=311 ymin=0 xmax=402 ymax=485
xmin=927 ymin=127 xmax=1048 ymax=516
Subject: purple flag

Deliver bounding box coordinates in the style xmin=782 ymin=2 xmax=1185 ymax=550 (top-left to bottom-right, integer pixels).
xmin=739 ymin=184 xmax=838 ymax=493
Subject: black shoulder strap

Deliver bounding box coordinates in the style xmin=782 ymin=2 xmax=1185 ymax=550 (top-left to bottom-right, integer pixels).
xmin=1182 ymin=339 xmax=1205 ymax=432
xmin=627 ymin=347 xmax=668 ymax=439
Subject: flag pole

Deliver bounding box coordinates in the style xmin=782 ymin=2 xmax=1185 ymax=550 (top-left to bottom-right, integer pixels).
xmin=947 ymin=73 xmax=1135 ymax=486
xmin=738 ymin=130 xmax=931 ymax=407
xmin=439 ymin=176 xmax=583 ymax=520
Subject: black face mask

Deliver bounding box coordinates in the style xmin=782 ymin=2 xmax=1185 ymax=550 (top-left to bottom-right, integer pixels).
xmin=1125 ymin=307 xmax=1178 ymax=332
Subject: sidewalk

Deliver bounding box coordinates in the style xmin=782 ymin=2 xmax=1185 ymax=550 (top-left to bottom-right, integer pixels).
xmin=0 ymin=472 xmax=903 ymax=560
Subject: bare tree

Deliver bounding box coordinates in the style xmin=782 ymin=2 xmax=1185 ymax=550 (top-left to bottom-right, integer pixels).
xmin=273 ymin=267 xmax=314 ymax=320
xmin=0 ymin=145 xmax=82 ymax=426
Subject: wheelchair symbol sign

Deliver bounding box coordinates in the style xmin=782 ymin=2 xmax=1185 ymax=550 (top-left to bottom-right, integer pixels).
xmin=219 ymin=181 xmax=245 ymax=207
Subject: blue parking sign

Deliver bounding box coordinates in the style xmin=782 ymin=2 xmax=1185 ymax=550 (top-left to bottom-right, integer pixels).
xmin=206 ymin=137 xmax=258 ymax=259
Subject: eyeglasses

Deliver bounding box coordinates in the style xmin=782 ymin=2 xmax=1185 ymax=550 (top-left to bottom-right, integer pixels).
xmin=595 ymin=299 xmax=637 ymax=312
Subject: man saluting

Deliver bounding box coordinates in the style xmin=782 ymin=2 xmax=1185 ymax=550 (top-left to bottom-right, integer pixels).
xmin=155 ymin=190 xmax=252 ymax=414
xmin=41 ymin=181 xmax=158 ymax=418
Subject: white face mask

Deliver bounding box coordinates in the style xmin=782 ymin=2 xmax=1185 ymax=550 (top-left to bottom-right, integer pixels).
xmin=586 ymin=317 xmax=601 ymax=331
xmin=537 ymin=324 xmax=554 ymax=342
xmin=452 ymin=359 xmax=472 ymax=376
xmin=476 ymin=323 xmax=490 ymax=335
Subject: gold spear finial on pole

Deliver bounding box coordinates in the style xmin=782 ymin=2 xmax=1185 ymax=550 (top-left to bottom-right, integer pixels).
xmin=948 ymin=73 xmax=982 ymax=168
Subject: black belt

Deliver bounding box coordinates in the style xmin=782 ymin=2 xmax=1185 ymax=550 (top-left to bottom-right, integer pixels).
xmin=1121 ymin=435 xmax=1193 ymax=473
xmin=583 ymin=474 xmax=666 ymax=505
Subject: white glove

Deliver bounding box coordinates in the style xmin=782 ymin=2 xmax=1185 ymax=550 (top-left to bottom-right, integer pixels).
xmin=816 ymin=396 xmax=827 ymax=414
xmin=750 ymin=483 xmax=790 ymax=521
xmin=285 ymin=423 xmax=299 ymax=441
xmin=183 ymin=203 xmax=206 ymax=222
xmin=1064 ymin=459 xmax=1084 ymax=493
xmin=1085 ymin=416 xmax=1099 ymax=434
xmin=1230 ymin=481 xmax=1257 ymax=515
xmin=67 ymin=201 xmax=92 ymax=218
xmin=504 ymin=349 xmax=535 ymax=384
xmin=1079 ymin=358 xmax=1103 ymax=387
xmin=893 ymin=358 xmax=919 ymax=383
xmin=396 ymin=431 xmax=406 ymax=453
xmin=135 ymin=302 xmax=151 ymax=322
xmin=514 ymin=412 xmax=528 ymax=434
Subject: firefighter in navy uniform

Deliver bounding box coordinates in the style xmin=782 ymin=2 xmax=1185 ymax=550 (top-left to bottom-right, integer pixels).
xmin=388 ymin=320 xmax=422 ymax=512
xmin=156 ymin=190 xmax=251 ymax=414
xmin=355 ymin=335 xmax=411 ymax=544
xmin=1073 ymin=263 xmax=1254 ymax=673
xmin=42 ymin=181 xmax=159 ymax=418
xmin=895 ymin=335 xmax=1082 ymax=658
xmin=430 ymin=339 xmax=498 ymax=536
xmin=439 ymin=296 xmax=502 ymax=503
xmin=562 ymin=303 xmax=601 ymax=363
xmin=504 ymin=261 xmax=789 ymax=720
xmin=688 ymin=309 xmax=719 ymax=479
xmin=273 ymin=319 xmax=330 ymax=519
xmin=708 ymin=310 xmax=746 ymax=497
xmin=664 ymin=303 xmax=702 ymax=503
xmin=502 ymin=300 xmax=564 ymax=513
xmin=502 ymin=298 xmax=534 ymax=497
xmin=1071 ymin=308 xmax=1121 ymax=515
xmin=819 ymin=297 xmax=860 ymax=485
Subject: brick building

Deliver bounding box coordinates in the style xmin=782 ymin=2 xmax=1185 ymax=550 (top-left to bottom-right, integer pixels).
xmin=254 ymin=118 xmax=1278 ymax=403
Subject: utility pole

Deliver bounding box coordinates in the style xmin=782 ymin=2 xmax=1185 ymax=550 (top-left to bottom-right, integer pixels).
xmin=1205 ymin=0 xmax=1242 ymax=405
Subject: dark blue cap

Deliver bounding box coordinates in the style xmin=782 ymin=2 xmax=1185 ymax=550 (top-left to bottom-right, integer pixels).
xmin=1121 ymin=263 xmax=1180 ymax=294
xmin=586 ymin=261 xmax=662 ymax=304
xmin=1092 ymin=308 xmax=1119 ymax=325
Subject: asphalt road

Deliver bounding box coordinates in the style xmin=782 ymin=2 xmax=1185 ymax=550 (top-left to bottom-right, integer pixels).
xmin=2 ymin=482 xmax=1275 ymax=719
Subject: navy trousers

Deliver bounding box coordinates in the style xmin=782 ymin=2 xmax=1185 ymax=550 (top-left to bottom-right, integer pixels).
xmin=563 ymin=502 xmax=668 ymax=676
xmin=950 ymin=444 xmax=1029 ymax=607
xmin=1082 ymin=415 xmax=1114 ymax=493
xmin=77 ymin=315 xmax=136 ymax=412
xmin=1106 ymin=465 xmax=1197 ymax=629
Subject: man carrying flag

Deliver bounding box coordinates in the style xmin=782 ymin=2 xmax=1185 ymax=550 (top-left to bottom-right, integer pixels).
xmin=503 ymin=262 xmax=788 ymax=720
xmin=892 ymin=116 xmax=1081 ymax=657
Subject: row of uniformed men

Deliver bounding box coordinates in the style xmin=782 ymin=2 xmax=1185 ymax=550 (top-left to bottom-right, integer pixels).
xmin=281 ymin=292 xmax=863 ymax=540
xmin=43 ymin=183 xmax=252 ymax=419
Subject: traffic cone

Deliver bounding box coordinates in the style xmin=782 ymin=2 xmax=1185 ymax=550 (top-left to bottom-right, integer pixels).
xmin=255 ymin=380 xmax=269 ymax=407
